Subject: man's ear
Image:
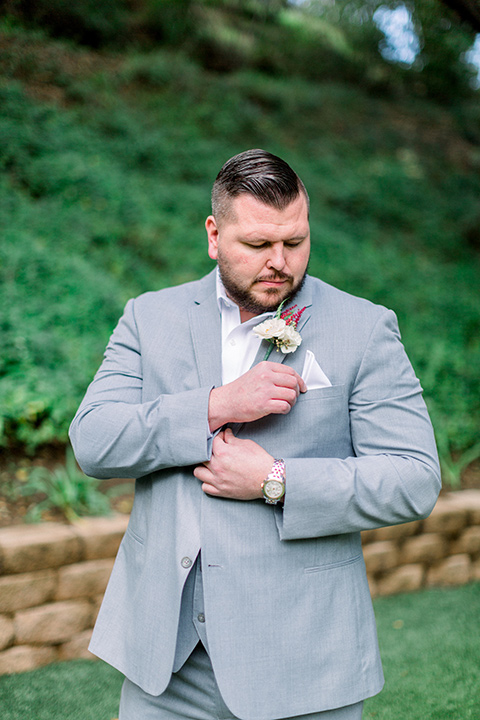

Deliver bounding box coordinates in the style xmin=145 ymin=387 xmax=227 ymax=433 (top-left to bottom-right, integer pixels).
xmin=205 ymin=215 xmax=219 ymax=260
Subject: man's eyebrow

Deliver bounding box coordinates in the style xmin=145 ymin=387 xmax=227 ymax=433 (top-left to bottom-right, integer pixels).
xmin=245 ymin=234 xmax=308 ymax=243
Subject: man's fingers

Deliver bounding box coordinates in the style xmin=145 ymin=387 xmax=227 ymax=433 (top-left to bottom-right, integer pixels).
xmin=208 ymin=360 xmax=306 ymax=428
xmin=269 ymin=399 xmax=295 ymax=415
xmin=272 ymin=373 xmax=299 ymax=390
xmin=193 ymin=464 xmax=212 ymax=482
xmin=212 ymin=429 xmax=230 ymax=453
xmin=202 ymin=483 xmax=221 ymax=496
xmin=271 ymin=386 xmax=300 ymax=407
xmin=267 ymin=363 xmax=307 ymax=394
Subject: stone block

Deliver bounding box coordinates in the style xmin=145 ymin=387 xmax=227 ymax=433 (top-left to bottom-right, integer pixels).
xmin=422 ymin=499 xmax=467 ymax=535
xmin=452 ymin=526 xmax=480 ymax=557
xmin=72 ymin=515 xmax=128 ymax=560
xmin=0 ymin=523 xmax=82 ymax=575
xmin=0 ymin=645 xmax=57 ymax=675
xmin=91 ymin=593 xmax=105 ymax=620
xmin=0 ymin=570 xmax=56 ymax=613
xmin=0 ymin=615 xmax=14 ymax=651
xmin=401 ymin=534 xmax=447 ymax=564
xmin=376 ymin=564 xmax=424 ymax=596
xmin=56 ymin=559 xmax=114 ymax=601
xmin=473 ymin=558 xmax=480 ymax=582
xmin=374 ymin=521 xmax=420 ymax=542
xmin=361 ymin=529 xmax=377 ymax=545
xmin=15 ymin=599 xmax=93 ymax=645
xmin=446 ymin=490 xmax=480 ymax=524
xmin=427 ymin=554 xmax=472 ymax=588
xmin=58 ymin=629 xmax=95 ymax=661
xmin=363 ymin=541 xmax=398 ymax=574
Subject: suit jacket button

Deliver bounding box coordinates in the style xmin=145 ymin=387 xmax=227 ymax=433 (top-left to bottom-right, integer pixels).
xmin=181 ymin=557 xmax=192 ymax=569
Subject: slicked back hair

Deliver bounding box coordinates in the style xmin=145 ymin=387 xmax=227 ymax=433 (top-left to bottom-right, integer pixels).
xmin=211 ymin=149 xmax=309 ymax=224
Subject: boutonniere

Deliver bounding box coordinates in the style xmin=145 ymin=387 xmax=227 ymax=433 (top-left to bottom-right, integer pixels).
xmin=253 ymin=300 xmax=307 ymax=361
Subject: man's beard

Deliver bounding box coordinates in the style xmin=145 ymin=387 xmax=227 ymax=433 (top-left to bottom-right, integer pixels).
xmin=217 ymin=253 xmax=307 ymax=315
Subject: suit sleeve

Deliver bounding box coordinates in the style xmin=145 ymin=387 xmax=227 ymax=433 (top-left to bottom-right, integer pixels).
xmin=277 ymin=309 xmax=441 ymax=540
xmin=69 ymin=298 xmax=213 ymax=479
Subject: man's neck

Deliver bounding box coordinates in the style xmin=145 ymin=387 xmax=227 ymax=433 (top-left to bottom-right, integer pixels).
xmin=239 ymin=308 xmax=261 ymax=324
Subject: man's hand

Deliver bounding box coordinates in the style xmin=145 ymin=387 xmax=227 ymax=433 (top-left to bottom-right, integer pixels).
xmin=193 ymin=428 xmax=274 ymax=500
xmin=208 ymin=361 xmax=307 ymax=432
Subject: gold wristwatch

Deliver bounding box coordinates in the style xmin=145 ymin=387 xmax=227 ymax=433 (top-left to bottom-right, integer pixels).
xmin=261 ymin=459 xmax=286 ymax=505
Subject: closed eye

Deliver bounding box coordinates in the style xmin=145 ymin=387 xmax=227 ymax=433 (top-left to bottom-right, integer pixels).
xmin=244 ymin=239 xmax=305 ymax=249
xmin=245 ymin=242 xmax=269 ymax=249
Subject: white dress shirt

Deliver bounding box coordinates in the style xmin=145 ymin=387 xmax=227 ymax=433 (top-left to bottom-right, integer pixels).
xmin=216 ymin=270 xmax=273 ymax=385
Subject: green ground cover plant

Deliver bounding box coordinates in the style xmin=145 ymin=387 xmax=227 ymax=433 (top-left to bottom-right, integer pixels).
xmin=0 ymin=17 xmax=479 ymax=485
xmin=19 ymin=448 xmax=111 ymax=522
xmin=0 ymin=583 xmax=478 ymax=719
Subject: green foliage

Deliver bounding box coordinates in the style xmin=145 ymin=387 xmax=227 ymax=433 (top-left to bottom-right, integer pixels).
xmin=133 ymin=0 xmax=198 ymax=47
xmin=304 ymin=0 xmax=477 ymax=102
xmin=3 ymin=0 xmax=478 ymax=103
xmin=3 ymin=0 xmax=131 ymax=48
xmin=0 ymin=26 xmax=479 ymax=486
xmin=411 ymin=0 xmax=477 ymax=101
xmin=20 ymin=449 xmax=111 ymax=522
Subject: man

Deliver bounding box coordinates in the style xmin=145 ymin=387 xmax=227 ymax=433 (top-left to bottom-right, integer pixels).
xmin=70 ymin=149 xmax=441 ymax=720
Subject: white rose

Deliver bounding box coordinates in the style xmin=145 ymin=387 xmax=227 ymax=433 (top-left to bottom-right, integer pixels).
xmin=253 ymin=317 xmax=287 ymax=340
xmin=279 ymin=325 xmax=302 ymax=353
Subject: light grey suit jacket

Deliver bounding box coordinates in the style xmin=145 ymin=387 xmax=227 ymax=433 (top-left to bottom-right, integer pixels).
xmin=69 ymin=270 xmax=440 ymax=720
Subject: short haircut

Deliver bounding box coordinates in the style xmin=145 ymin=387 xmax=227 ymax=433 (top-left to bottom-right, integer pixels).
xmin=211 ymin=149 xmax=309 ymax=223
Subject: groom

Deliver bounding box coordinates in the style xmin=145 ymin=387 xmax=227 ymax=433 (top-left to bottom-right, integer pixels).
xmin=70 ymin=149 xmax=441 ymax=720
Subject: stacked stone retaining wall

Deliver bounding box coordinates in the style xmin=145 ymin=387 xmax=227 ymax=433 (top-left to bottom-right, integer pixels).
xmin=0 ymin=491 xmax=479 ymax=676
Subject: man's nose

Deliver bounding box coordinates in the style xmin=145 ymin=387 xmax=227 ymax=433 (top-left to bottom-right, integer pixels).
xmin=266 ymin=244 xmax=286 ymax=271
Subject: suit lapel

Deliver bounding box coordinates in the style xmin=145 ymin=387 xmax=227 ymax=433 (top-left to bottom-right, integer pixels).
xmin=188 ymin=271 xmax=222 ymax=389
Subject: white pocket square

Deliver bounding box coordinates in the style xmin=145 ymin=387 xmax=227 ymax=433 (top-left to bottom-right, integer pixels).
xmin=301 ymin=350 xmax=332 ymax=390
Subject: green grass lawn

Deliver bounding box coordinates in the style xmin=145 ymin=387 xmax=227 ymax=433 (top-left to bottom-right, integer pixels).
xmin=0 ymin=583 xmax=478 ymax=719
xmin=364 ymin=582 xmax=480 ymax=719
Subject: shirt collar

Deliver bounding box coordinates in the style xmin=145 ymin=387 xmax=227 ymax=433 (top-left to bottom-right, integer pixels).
xmin=216 ymin=268 xmax=237 ymax=312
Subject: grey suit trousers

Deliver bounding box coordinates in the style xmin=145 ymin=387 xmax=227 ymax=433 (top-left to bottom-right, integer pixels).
xmin=119 ymin=642 xmax=363 ymax=720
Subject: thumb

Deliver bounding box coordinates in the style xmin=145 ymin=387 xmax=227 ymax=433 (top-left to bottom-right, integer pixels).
xmin=223 ymin=427 xmax=236 ymax=442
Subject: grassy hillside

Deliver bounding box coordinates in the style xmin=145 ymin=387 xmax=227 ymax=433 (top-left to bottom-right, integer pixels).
xmin=1 ymin=21 xmax=479 ymax=484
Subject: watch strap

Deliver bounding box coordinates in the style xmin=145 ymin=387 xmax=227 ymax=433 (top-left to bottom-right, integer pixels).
xmin=269 ymin=459 xmax=285 ymax=483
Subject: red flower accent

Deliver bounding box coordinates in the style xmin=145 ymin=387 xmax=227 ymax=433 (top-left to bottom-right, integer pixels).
xmin=280 ymin=304 xmax=306 ymax=328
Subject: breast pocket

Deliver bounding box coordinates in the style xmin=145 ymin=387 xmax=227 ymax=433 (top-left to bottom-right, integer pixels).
xmin=290 ymin=384 xmax=350 ymax=456
xmin=239 ymin=385 xmax=350 ymax=458
xmin=296 ymin=384 xmax=346 ymax=403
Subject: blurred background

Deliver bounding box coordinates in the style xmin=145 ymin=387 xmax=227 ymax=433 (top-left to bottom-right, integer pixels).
xmin=0 ymin=0 xmax=479 ymax=521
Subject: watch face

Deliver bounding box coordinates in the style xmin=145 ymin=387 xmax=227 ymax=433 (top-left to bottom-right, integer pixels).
xmin=264 ymin=479 xmax=284 ymax=499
